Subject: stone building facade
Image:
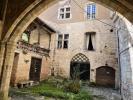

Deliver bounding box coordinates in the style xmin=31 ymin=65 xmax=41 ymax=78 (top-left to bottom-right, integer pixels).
xmin=39 ymin=0 xmax=118 ymax=87
xmin=0 ymin=0 xmax=133 ymax=100
xmin=10 ymin=18 xmax=55 ymax=86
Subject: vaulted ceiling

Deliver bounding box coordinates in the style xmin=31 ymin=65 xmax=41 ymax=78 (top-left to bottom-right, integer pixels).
xmin=0 ymin=0 xmax=133 ymax=38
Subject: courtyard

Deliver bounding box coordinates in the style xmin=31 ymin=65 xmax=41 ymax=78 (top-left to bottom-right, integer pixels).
xmin=0 ymin=0 xmax=133 ymax=100
xmin=10 ymin=76 xmax=119 ymax=100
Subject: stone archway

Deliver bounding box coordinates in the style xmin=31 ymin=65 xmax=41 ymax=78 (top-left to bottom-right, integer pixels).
xmin=96 ymin=66 xmax=115 ymax=88
xmin=0 ymin=0 xmax=133 ymax=100
xmin=70 ymin=53 xmax=90 ymax=80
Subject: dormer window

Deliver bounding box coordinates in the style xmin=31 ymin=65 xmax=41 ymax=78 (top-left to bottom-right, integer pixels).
xmin=58 ymin=6 xmax=71 ymax=20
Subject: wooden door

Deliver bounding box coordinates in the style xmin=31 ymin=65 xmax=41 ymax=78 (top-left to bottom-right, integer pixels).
xmin=29 ymin=57 xmax=42 ymax=81
xmin=96 ymin=66 xmax=115 ymax=87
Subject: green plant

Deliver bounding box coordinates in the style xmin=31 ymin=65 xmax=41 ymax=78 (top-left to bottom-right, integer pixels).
xmin=71 ymin=64 xmax=88 ymax=80
xmin=73 ymin=91 xmax=93 ymax=100
xmin=11 ymin=80 xmax=93 ymax=100
xmin=64 ymin=80 xmax=80 ymax=94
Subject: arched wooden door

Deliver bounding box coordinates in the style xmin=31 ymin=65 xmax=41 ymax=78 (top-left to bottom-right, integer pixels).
xmin=70 ymin=53 xmax=90 ymax=80
xmin=96 ymin=66 xmax=115 ymax=87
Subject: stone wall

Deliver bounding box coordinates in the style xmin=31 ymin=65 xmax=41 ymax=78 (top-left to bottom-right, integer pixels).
xmin=49 ymin=19 xmax=118 ymax=86
xmin=39 ymin=0 xmax=111 ymax=24
xmin=11 ymin=50 xmax=50 ymax=84
xmin=10 ymin=23 xmax=51 ymax=85
xmin=113 ymin=13 xmax=133 ymax=100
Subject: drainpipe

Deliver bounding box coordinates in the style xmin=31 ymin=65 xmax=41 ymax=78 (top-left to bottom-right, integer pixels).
xmin=37 ymin=25 xmax=40 ymax=45
xmin=48 ymin=34 xmax=51 ymax=49
xmin=116 ymin=28 xmax=122 ymax=95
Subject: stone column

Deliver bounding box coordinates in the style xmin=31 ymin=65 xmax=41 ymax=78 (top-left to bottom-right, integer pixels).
xmin=0 ymin=41 xmax=16 ymax=100
xmin=0 ymin=42 xmax=6 ymax=77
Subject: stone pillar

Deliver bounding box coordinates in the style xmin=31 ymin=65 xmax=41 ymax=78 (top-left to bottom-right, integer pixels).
xmin=0 ymin=41 xmax=16 ymax=100
xmin=0 ymin=42 xmax=6 ymax=77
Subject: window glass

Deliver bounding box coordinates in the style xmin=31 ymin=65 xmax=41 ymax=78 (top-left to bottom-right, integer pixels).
xmin=22 ymin=32 xmax=29 ymax=42
xmin=60 ymin=8 xmax=64 ymax=12
xmin=64 ymin=34 xmax=69 ymax=39
xmin=58 ymin=6 xmax=71 ymax=19
xmin=57 ymin=34 xmax=69 ymax=49
xmin=87 ymin=4 xmax=96 ymax=19
xmin=66 ymin=13 xmax=70 ymax=18
xmin=63 ymin=41 xmax=68 ymax=48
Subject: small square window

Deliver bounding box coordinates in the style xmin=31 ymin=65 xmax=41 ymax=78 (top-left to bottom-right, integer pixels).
xmin=58 ymin=6 xmax=71 ymax=19
xmin=58 ymin=41 xmax=62 ymax=48
xmin=58 ymin=34 xmax=63 ymax=40
xmin=85 ymin=32 xmax=96 ymax=51
xmin=63 ymin=41 xmax=68 ymax=48
xmin=60 ymin=14 xmax=64 ymax=19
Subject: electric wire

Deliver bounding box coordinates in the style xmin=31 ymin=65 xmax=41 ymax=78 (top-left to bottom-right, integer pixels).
xmin=72 ymin=0 xmax=133 ymax=34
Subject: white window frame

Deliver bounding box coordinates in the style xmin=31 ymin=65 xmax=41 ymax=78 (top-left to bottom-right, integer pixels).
xmin=86 ymin=3 xmax=96 ymax=20
xmin=57 ymin=33 xmax=69 ymax=49
xmin=58 ymin=5 xmax=72 ymax=20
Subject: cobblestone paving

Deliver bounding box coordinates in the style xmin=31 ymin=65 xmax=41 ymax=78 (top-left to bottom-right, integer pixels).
xmin=82 ymin=85 xmax=120 ymax=100
xmin=10 ymin=86 xmax=120 ymax=100
xmin=11 ymin=95 xmax=45 ymax=100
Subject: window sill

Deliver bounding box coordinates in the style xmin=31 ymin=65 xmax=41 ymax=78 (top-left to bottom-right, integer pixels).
xmin=57 ymin=48 xmax=68 ymax=50
xmin=83 ymin=49 xmax=96 ymax=52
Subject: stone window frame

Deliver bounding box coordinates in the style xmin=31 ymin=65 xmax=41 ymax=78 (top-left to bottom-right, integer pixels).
xmin=57 ymin=5 xmax=72 ymax=20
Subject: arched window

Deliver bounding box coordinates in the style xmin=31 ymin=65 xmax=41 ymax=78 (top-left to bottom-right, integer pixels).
xmin=71 ymin=53 xmax=89 ymax=63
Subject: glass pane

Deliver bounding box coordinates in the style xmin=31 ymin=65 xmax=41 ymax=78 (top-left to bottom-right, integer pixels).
xmin=60 ymin=14 xmax=64 ymax=19
xmin=60 ymin=8 xmax=64 ymax=12
xmin=66 ymin=13 xmax=70 ymax=18
xmin=58 ymin=34 xmax=63 ymax=40
xmin=22 ymin=33 xmax=29 ymax=42
xmin=58 ymin=41 xmax=62 ymax=48
xmin=66 ymin=7 xmax=70 ymax=11
xmin=92 ymin=13 xmax=95 ymax=19
xmin=87 ymin=5 xmax=91 ymax=13
xmin=63 ymin=41 xmax=68 ymax=48
xmin=64 ymin=34 xmax=69 ymax=39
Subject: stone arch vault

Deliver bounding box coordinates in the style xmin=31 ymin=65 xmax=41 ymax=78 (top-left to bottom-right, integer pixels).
xmin=0 ymin=0 xmax=133 ymax=100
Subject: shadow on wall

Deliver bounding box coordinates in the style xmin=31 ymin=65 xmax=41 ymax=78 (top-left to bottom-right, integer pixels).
xmin=117 ymin=16 xmax=133 ymax=100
